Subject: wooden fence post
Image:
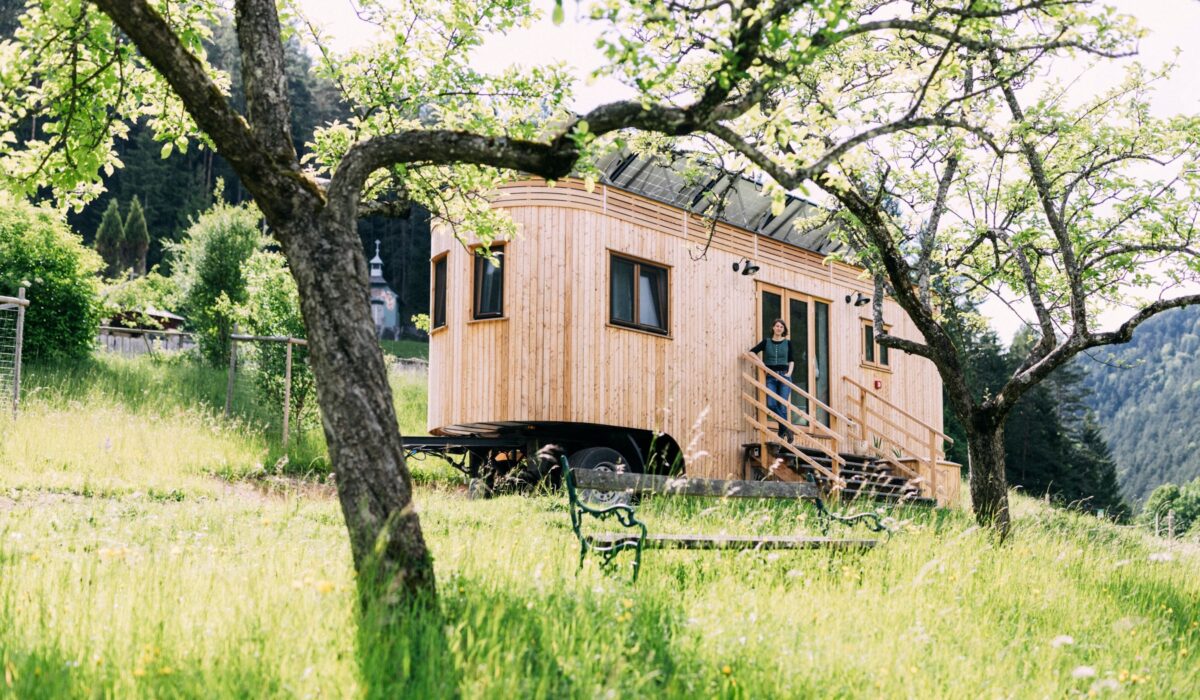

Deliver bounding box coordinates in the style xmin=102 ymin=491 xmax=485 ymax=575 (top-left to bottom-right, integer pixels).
xmin=224 ymin=324 xmax=238 ymax=418
xmin=11 ymin=287 xmax=25 ymax=419
xmin=282 ymin=339 xmax=293 ymax=449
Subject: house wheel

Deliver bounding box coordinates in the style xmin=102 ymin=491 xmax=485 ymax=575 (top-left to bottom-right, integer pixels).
xmin=569 ymin=446 xmax=636 ymax=506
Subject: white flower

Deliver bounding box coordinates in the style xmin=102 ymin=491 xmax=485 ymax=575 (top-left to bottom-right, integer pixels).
xmin=1148 ymin=551 xmax=1174 ymax=562
xmin=1072 ymin=666 xmax=1097 ymax=679
xmin=1051 ymin=635 xmax=1075 ymax=648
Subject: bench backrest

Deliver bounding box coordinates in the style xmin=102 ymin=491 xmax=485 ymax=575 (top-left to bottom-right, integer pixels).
xmin=572 ymin=468 xmax=821 ymax=500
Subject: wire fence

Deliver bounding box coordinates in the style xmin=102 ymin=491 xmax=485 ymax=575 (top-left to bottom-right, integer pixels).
xmin=0 ymin=288 xmax=28 ymax=419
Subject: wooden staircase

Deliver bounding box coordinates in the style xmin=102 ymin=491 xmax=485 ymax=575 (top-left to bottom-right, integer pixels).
xmin=740 ymin=353 xmax=955 ymax=506
xmin=742 ymin=442 xmax=934 ymax=506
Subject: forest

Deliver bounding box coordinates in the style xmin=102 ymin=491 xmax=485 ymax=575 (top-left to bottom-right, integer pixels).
xmin=0 ymin=0 xmax=433 ymax=330
xmin=1082 ymin=307 xmax=1200 ymax=503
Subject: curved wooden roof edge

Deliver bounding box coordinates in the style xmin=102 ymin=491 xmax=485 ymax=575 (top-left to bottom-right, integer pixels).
xmin=492 ymin=177 xmax=876 ymax=290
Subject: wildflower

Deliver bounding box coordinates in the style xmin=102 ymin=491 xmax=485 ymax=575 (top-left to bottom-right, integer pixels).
xmin=622 ymin=598 xmax=634 ymax=609
xmin=1090 ymin=677 xmax=1120 ymax=694
xmin=1180 ymin=648 xmax=1189 ymax=658
xmin=721 ymin=665 xmax=732 ymax=676
xmin=133 ymin=668 xmax=146 ymax=678
xmin=1072 ymin=666 xmax=1097 ymax=679
xmin=314 ymin=580 xmax=335 ymax=594
xmin=1148 ymin=552 xmax=1174 ymax=562
xmin=1051 ymin=635 xmax=1075 ymax=648
xmin=158 ymin=667 xmax=174 ymax=676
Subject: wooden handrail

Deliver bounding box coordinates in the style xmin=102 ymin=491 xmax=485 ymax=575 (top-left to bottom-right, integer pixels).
xmin=739 ymin=392 xmax=845 ymax=468
xmin=742 ymin=353 xmax=856 ymax=428
xmin=742 ymin=373 xmax=842 ymax=444
xmin=860 ymin=403 xmax=934 ymax=450
xmin=744 ymin=414 xmax=844 ymax=488
xmin=843 ymin=377 xmax=952 ymax=444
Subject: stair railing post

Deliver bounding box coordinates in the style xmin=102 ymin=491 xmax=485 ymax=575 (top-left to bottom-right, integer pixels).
xmin=928 ymin=431 xmax=940 ymax=504
xmin=758 ymin=361 xmax=768 ymax=475
xmin=857 ymin=385 xmax=867 ymax=445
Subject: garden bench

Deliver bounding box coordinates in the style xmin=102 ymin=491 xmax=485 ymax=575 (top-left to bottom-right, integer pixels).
xmin=562 ymin=458 xmax=886 ymax=581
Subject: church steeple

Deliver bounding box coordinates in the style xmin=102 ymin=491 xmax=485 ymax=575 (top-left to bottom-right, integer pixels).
xmin=369 ymin=239 xmax=384 ymax=281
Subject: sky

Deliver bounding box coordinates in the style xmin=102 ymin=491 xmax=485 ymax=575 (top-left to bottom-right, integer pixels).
xmin=298 ymin=0 xmax=1200 ymax=343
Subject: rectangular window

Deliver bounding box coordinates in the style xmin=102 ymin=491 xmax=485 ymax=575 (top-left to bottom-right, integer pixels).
xmin=863 ymin=321 xmax=891 ymax=369
xmin=432 ymin=254 xmax=447 ymax=330
xmin=472 ymin=245 xmax=505 ymax=319
xmin=610 ymin=253 xmax=669 ymax=334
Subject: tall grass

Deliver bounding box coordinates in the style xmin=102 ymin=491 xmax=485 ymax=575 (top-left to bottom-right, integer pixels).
xmin=1 ymin=354 xmax=1197 ymax=698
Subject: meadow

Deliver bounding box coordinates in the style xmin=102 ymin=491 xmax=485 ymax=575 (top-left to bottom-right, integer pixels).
xmin=1 ymin=353 xmax=1197 ymax=698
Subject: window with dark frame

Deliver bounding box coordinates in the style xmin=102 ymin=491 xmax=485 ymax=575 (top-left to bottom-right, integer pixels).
xmin=472 ymin=245 xmax=505 ymax=319
xmin=609 ymin=253 xmax=669 ymax=334
xmin=863 ymin=322 xmax=891 ymax=368
xmin=432 ymin=255 xmax=447 ymax=329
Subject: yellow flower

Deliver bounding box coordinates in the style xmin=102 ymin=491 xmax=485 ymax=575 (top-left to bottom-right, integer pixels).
xmin=314 ymin=580 xmax=335 ymax=594
xmin=133 ymin=668 xmax=146 ymax=678
xmin=721 ymin=665 xmax=732 ymax=676
xmin=158 ymin=666 xmax=174 ymax=676
xmin=622 ymin=598 xmax=634 ymax=609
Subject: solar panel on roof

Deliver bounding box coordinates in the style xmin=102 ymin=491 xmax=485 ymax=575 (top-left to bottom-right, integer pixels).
xmin=595 ymin=151 xmax=844 ymax=256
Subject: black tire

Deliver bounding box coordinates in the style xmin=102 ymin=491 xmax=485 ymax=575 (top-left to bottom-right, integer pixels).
xmin=570 ymin=446 xmax=637 ymax=506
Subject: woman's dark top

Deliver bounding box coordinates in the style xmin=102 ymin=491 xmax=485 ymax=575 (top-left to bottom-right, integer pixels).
xmin=749 ymin=338 xmax=795 ymax=373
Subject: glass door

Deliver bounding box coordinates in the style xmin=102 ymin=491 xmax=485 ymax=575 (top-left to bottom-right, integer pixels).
xmin=757 ymin=284 xmax=831 ymax=428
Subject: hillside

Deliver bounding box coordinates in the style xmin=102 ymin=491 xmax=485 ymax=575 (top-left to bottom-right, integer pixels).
xmin=1082 ymin=306 xmax=1200 ymax=503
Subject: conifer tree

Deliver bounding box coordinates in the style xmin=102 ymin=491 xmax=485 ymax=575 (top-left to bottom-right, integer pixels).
xmin=94 ymin=198 xmax=125 ymax=278
xmin=123 ymin=195 xmax=149 ymax=276
xmin=1073 ymin=414 xmax=1130 ymax=520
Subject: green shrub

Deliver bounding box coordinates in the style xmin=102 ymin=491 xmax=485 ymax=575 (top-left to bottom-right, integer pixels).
xmin=0 ymin=194 xmax=102 ymax=362
xmin=1140 ymin=479 xmax=1200 ymax=535
xmin=170 ymin=200 xmax=264 ymax=365
xmin=224 ymin=250 xmax=317 ymax=430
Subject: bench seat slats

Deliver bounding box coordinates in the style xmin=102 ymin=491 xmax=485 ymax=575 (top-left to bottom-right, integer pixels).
xmin=586 ymin=533 xmax=878 ymax=550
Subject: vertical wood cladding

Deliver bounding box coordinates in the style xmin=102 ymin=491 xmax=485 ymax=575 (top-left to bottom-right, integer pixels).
xmin=428 ymin=180 xmax=945 ymax=480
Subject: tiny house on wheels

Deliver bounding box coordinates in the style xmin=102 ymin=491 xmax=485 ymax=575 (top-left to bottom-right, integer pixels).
xmin=419 ymin=155 xmax=961 ymax=506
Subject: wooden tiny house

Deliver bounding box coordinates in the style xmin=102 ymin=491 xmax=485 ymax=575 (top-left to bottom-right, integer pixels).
xmin=427 ymin=156 xmax=960 ymax=505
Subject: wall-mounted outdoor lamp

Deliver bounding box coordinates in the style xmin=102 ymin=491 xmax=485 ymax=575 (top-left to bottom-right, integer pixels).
xmin=732 ymin=258 xmax=760 ymax=276
xmin=846 ymin=291 xmax=871 ymax=306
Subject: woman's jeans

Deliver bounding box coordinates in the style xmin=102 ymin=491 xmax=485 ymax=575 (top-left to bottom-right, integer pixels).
xmin=765 ymin=373 xmax=792 ymax=436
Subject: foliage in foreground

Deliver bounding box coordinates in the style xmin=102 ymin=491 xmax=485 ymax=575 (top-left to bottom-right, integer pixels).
xmin=0 ymin=194 xmax=101 ymax=362
xmin=1 ymin=354 xmax=1197 ymax=698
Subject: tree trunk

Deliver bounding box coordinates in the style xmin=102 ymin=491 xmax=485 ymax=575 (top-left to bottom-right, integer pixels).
xmin=967 ymin=417 xmax=1011 ymax=537
xmin=278 ymin=207 xmax=434 ymax=608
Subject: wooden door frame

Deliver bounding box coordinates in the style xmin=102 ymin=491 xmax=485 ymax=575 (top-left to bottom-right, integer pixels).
xmin=754 ymin=281 xmax=832 ymax=430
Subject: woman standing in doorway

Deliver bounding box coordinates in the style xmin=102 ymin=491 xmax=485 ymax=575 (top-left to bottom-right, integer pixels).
xmin=750 ymin=319 xmax=796 ymax=442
